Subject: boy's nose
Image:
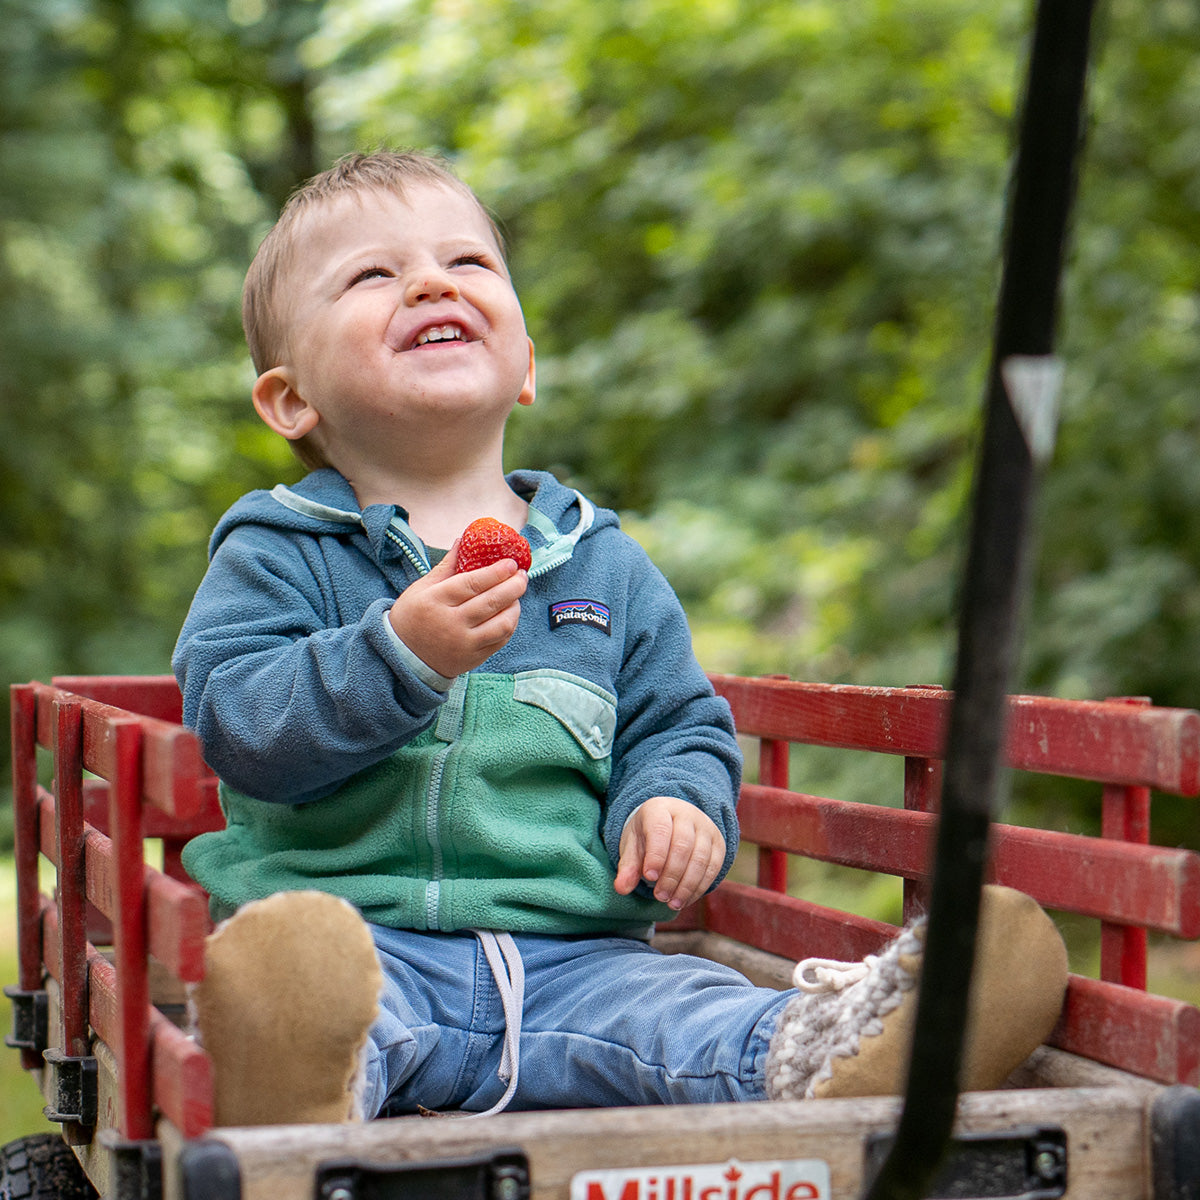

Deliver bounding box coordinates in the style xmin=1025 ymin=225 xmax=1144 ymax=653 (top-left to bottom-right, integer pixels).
xmin=405 ymin=270 xmax=460 ymax=305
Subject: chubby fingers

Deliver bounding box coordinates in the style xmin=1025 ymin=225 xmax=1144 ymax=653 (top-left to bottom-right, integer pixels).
xmin=649 ymin=821 xmax=725 ymax=911
xmin=449 ymin=553 xmax=526 ymax=612
xmin=388 ymin=551 xmax=527 ymax=677
xmin=446 ymin=557 xmax=527 ymax=654
xmin=615 ymin=798 xmax=726 ymax=911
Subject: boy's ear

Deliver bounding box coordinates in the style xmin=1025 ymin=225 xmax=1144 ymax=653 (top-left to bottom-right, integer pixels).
xmin=516 ymin=338 xmax=536 ymax=407
xmin=252 ymin=368 xmax=321 ymax=441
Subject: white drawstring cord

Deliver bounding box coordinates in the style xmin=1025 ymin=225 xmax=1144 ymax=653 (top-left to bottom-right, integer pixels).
xmin=792 ymin=954 xmax=878 ymax=993
xmin=465 ymin=930 xmax=525 ymax=1118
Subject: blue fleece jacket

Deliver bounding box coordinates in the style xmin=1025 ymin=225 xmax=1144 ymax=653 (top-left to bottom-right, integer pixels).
xmin=173 ymin=468 xmax=741 ymax=933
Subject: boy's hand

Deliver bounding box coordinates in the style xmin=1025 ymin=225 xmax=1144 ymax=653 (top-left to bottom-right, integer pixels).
xmin=614 ymin=796 xmax=726 ymax=911
xmin=388 ymin=543 xmax=527 ymax=678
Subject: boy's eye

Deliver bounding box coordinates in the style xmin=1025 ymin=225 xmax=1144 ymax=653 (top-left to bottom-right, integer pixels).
xmin=451 ymin=253 xmax=491 ymax=269
xmin=349 ymin=266 xmax=392 ymax=285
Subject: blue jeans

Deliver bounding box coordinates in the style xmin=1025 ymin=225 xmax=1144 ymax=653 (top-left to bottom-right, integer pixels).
xmin=362 ymin=927 xmax=794 ymax=1116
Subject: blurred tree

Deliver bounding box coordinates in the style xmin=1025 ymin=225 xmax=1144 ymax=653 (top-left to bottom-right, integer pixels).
xmin=0 ymin=0 xmax=325 ymax=841
xmin=310 ymin=0 xmax=1200 ymax=723
xmin=1028 ymin=0 xmax=1200 ymax=711
xmin=2 ymin=0 xmax=1198 ymax=850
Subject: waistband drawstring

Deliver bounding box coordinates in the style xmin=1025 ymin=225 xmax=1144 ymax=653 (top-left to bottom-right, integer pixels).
xmin=467 ymin=930 xmax=525 ymax=1117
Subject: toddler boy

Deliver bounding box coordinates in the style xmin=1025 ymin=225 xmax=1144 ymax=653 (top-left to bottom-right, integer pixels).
xmin=175 ymin=151 xmax=1067 ymax=1124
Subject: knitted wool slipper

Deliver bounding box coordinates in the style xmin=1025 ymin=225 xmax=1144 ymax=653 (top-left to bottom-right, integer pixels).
xmin=766 ymin=884 xmax=1068 ymax=1100
xmin=191 ymin=890 xmax=382 ymax=1126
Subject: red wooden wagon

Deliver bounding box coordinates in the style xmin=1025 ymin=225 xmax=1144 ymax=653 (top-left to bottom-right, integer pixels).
xmin=5 ymin=671 xmax=1200 ymax=1198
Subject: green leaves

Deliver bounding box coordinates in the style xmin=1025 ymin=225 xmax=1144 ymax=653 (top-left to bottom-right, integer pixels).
xmin=3 ymin=0 xmax=1200 ymax=843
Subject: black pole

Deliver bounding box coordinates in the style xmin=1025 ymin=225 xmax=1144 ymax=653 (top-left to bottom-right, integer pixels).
xmin=862 ymin=2 xmax=1095 ymax=1198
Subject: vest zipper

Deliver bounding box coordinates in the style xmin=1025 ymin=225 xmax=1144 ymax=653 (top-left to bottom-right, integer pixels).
xmin=423 ymin=675 xmax=468 ymax=929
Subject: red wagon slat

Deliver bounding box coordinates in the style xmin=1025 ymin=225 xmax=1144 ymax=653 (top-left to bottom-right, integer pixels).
xmin=704 ymin=882 xmax=898 ymax=966
xmin=736 ymin=784 xmax=1200 ymax=937
xmin=32 ymin=683 xmax=209 ymax=820
xmin=1052 ymin=975 xmax=1200 ymax=1086
xmin=13 ymin=679 xmax=217 ymax=1142
xmin=711 ymin=674 xmax=1200 ymax=794
xmin=50 ymin=674 xmax=184 ymax=725
xmin=39 ymin=907 xmax=214 ymax=1138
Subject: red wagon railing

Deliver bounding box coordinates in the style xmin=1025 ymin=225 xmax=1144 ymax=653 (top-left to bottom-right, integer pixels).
xmin=8 ymin=675 xmax=222 ymax=1142
xmin=8 ymin=672 xmax=1200 ymax=1149
xmin=689 ymin=676 xmax=1200 ymax=1086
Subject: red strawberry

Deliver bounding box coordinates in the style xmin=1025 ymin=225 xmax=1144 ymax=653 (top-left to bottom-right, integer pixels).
xmin=456 ymin=517 xmax=532 ymax=573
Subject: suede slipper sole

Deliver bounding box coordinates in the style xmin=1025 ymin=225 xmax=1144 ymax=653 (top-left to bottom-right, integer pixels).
xmin=192 ymin=890 xmax=382 ymax=1126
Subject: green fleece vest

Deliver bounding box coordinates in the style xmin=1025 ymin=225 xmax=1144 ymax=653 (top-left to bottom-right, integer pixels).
xmin=184 ymin=669 xmax=671 ymax=932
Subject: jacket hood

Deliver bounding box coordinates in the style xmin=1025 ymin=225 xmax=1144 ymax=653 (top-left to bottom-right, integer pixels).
xmin=208 ymin=468 xmax=617 ymax=577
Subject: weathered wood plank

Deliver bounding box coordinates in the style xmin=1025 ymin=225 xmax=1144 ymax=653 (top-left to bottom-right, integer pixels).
xmin=204 ymin=1087 xmax=1155 ymax=1200
xmin=736 ymin=785 xmax=1200 ymax=935
xmin=711 ymin=675 xmax=1200 ymax=793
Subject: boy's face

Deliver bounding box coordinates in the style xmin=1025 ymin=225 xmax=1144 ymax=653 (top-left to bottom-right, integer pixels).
xmin=254 ymin=182 xmax=535 ymax=469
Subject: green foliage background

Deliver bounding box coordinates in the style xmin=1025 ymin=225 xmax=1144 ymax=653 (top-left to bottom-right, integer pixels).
xmin=2 ymin=0 xmax=1199 ymax=845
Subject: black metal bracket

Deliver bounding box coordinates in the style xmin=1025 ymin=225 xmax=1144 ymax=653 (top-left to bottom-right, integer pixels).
xmin=3 ymin=984 xmax=49 ymax=1055
xmin=316 ymin=1148 xmax=530 ymax=1200
xmin=98 ymin=1131 xmax=164 ymax=1200
xmin=178 ymin=1140 xmax=243 ymax=1200
xmin=865 ymin=1125 xmax=1067 ymax=1200
xmin=42 ymin=1046 xmax=99 ymax=1128
xmin=1151 ymin=1085 xmax=1200 ymax=1200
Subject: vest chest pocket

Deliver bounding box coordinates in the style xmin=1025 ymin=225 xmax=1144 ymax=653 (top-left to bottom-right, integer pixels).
xmin=513 ymin=670 xmax=617 ymax=761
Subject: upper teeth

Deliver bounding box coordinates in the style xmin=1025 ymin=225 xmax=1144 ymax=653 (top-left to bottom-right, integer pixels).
xmin=416 ymin=324 xmax=465 ymax=346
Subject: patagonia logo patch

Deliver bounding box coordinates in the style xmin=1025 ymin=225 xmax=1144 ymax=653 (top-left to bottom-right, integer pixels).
xmin=549 ymin=599 xmax=611 ymax=636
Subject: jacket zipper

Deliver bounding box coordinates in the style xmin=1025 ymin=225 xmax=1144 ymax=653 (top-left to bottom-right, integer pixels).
xmin=423 ymin=675 xmax=468 ymax=929
xmin=385 ymin=527 xmax=430 ymax=575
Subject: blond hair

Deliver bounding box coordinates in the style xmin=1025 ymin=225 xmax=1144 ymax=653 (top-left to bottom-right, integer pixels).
xmin=242 ymin=151 xmax=505 ymax=468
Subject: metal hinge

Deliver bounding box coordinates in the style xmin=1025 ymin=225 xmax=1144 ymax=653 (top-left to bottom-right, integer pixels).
xmin=3 ymin=984 xmax=49 ymax=1055
xmin=42 ymin=1047 xmax=99 ymax=1128
xmin=316 ymin=1148 xmax=530 ymax=1200
xmin=864 ymin=1125 xmax=1067 ymax=1199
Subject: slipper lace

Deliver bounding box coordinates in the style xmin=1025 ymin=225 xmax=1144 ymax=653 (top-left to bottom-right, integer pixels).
xmin=793 ymin=954 xmax=878 ymax=993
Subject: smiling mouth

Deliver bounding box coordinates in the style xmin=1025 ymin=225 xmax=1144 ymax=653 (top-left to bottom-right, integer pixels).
xmin=412 ymin=323 xmax=468 ymax=348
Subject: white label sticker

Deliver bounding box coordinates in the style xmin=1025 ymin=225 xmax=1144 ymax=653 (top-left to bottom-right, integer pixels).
xmin=570 ymin=1157 xmax=831 ymax=1200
